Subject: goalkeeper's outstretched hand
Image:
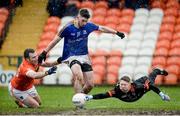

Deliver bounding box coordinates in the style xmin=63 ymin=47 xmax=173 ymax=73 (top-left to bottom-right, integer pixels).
xmin=116 ymin=31 xmax=125 ymax=39
xmin=84 ymin=95 xmax=93 ymax=101
xmin=159 ymin=92 xmax=170 ymax=101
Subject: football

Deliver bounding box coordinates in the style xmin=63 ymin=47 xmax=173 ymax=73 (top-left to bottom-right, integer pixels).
xmin=72 ymin=93 xmax=86 ymax=107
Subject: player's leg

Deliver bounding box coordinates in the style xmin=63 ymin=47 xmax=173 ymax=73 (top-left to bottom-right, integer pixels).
xmin=82 ymin=71 xmax=94 ymax=94
xmin=8 ymin=83 xmax=27 ymax=108
xmin=70 ymin=60 xmax=84 ymax=93
xmin=28 ymin=86 xmax=42 ymax=105
xmin=80 ymin=62 xmax=94 ymax=94
xmin=148 ymin=67 xmax=168 ymax=84
xmin=23 ymin=95 xmax=40 ymax=108
xmin=33 ymin=95 xmax=41 ymax=105
xmin=8 ymin=83 xmax=40 ymax=108
xmin=10 ymin=90 xmax=39 ymax=108
xmin=148 ymin=68 xmax=170 ymax=101
xmin=14 ymin=100 xmax=26 ymax=108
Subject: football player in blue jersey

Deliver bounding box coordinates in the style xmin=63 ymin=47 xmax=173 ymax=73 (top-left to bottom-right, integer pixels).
xmin=38 ymin=8 xmax=125 ymax=94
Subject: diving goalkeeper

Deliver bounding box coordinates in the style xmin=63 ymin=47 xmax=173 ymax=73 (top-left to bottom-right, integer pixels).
xmin=85 ymin=68 xmax=170 ymax=102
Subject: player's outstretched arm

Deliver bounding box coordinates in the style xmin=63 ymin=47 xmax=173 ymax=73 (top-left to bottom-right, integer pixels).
xmin=38 ymin=35 xmax=62 ymax=64
xmin=85 ymin=92 xmax=113 ymax=101
xmin=44 ymin=35 xmax=62 ymax=53
xmin=98 ymin=26 xmax=125 ymax=39
xmin=26 ymin=66 xmax=57 ymax=79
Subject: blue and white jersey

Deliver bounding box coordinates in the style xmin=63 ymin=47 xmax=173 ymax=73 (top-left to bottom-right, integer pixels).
xmin=58 ymin=22 xmax=99 ymax=60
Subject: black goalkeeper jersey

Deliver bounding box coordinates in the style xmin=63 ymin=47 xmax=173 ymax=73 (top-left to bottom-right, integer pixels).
xmin=111 ymin=78 xmax=149 ymax=102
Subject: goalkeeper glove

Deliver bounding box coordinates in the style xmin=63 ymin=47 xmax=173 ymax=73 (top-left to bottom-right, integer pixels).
xmin=84 ymin=95 xmax=93 ymax=101
xmin=46 ymin=66 xmax=57 ymax=75
xmin=38 ymin=51 xmax=47 ymax=64
xmin=159 ymin=92 xmax=170 ymax=101
xmin=116 ymin=31 xmax=125 ymax=39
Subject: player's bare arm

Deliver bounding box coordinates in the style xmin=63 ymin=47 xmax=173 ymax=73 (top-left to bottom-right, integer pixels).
xmin=44 ymin=35 xmax=62 ymax=53
xmin=26 ymin=66 xmax=57 ymax=79
xmin=99 ymin=26 xmax=125 ymax=39
xmin=99 ymin=26 xmax=117 ymax=34
xmin=38 ymin=26 xmax=66 ymax=64
xmin=44 ymin=24 xmax=68 ymax=53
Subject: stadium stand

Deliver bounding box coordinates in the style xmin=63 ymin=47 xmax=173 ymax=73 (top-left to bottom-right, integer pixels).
xmin=0 ymin=8 xmax=11 ymax=48
xmin=0 ymin=0 xmax=49 ymax=72
xmin=35 ymin=0 xmax=180 ymax=85
xmin=1 ymin=0 xmax=179 ymax=86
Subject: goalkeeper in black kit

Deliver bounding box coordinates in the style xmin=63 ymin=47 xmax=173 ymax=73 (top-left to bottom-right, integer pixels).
xmin=85 ymin=68 xmax=170 ymax=102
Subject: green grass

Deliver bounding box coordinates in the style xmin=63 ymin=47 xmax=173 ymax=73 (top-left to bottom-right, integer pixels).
xmin=0 ymin=86 xmax=180 ymax=114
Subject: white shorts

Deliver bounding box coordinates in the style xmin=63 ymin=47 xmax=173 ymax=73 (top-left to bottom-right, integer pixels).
xmin=8 ymin=83 xmax=38 ymax=101
xmin=62 ymin=55 xmax=92 ymax=66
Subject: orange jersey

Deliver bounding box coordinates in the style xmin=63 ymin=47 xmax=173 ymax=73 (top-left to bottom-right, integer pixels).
xmin=11 ymin=59 xmax=39 ymax=91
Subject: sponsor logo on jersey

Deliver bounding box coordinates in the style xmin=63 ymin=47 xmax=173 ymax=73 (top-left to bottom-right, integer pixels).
xmin=71 ymin=33 xmax=75 ymax=36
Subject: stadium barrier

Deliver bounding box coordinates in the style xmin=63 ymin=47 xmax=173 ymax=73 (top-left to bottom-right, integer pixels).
xmin=0 ymin=54 xmax=180 ymax=86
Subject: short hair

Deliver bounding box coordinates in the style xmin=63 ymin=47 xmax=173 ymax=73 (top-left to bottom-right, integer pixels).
xmin=120 ymin=75 xmax=131 ymax=83
xmin=24 ymin=48 xmax=35 ymax=59
xmin=79 ymin=8 xmax=90 ymax=19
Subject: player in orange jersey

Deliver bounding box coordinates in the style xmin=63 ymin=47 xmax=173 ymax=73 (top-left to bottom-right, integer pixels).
xmin=8 ymin=48 xmax=61 ymax=108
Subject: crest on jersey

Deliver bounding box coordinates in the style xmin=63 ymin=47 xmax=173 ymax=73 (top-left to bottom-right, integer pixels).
xmin=83 ymin=30 xmax=87 ymax=34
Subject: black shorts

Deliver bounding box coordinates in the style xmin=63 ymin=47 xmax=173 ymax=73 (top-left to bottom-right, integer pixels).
xmin=135 ymin=76 xmax=154 ymax=87
xmin=69 ymin=60 xmax=93 ymax=72
xmin=135 ymin=76 xmax=148 ymax=84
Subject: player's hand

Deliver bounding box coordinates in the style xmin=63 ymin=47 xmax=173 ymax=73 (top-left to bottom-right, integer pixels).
xmin=57 ymin=57 xmax=62 ymax=64
xmin=46 ymin=66 xmax=57 ymax=75
xmin=116 ymin=31 xmax=125 ymax=39
xmin=38 ymin=51 xmax=47 ymax=64
xmin=162 ymin=94 xmax=170 ymax=101
xmin=84 ymin=95 xmax=93 ymax=101
xmin=159 ymin=92 xmax=170 ymax=101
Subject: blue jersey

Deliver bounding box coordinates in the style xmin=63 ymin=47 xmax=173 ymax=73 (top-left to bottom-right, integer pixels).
xmin=58 ymin=22 xmax=99 ymax=60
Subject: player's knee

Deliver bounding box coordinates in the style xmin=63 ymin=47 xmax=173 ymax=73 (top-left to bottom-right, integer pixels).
xmin=73 ymin=72 xmax=80 ymax=78
xmin=31 ymin=103 xmax=40 ymax=108
xmin=71 ymin=63 xmax=82 ymax=73
xmin=71 ymin=64 xmax=80 ymax=70
xmin=73 ymin=72 xmax=83 ymax=80
xmin=29 ymin=102 xmax=40 ymax=108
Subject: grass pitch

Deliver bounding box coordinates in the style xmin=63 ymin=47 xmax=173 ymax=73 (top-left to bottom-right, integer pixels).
xmin=0 ymin=86 xmax=180 ymax=115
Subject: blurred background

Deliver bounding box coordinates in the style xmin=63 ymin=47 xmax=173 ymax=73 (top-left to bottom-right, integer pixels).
xmin=0 ymin=0 xmax=180 ymax=87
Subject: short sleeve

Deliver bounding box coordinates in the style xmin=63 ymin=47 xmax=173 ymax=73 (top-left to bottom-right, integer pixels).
xmin=20 ymin=66 xmax=33 ymax=77
xmin=58 ymin=26 xmax=68 ymax=38
xmin=87 ymin=22 xmax=99 ymax=33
